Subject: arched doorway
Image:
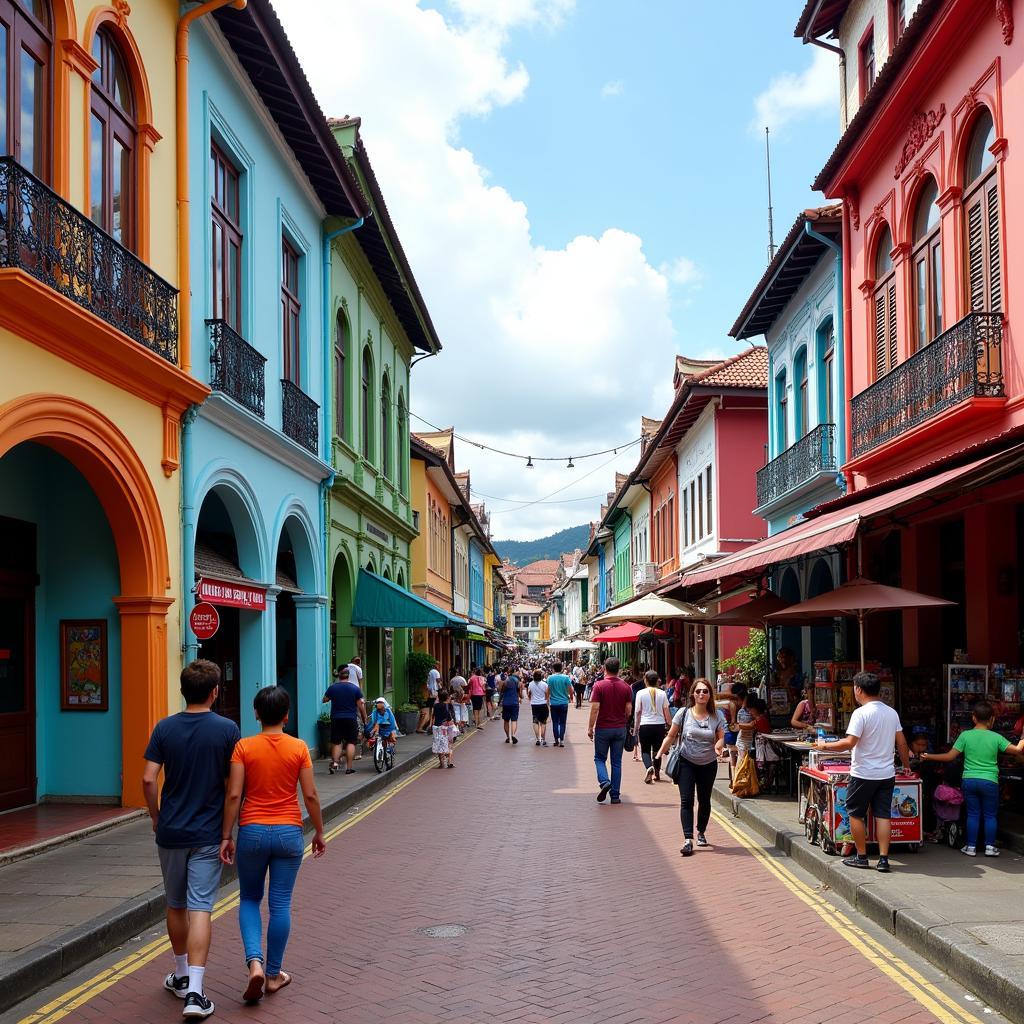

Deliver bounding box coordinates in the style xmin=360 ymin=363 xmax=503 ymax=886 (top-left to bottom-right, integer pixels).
xmin=808 ymin=559 xmax=835 ymax=665
xmin=194 ymin=484 xmax=264 ymax=728
xmin=274 ymin=512 xmax=318 ymax=743
xmin=0 ymin=395 xmax=169 ymax=809
xmin=330 ymin=549 xmax=356 ymax=680
xmin=394 ymin=567 xmax=410 ymax=704
xmin=777 ymin=566 xmax=802 ymax=673
xmin=363 ymin=556 xmax=382 ymax=699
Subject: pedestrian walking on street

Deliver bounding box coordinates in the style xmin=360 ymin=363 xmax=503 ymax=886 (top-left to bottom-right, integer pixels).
xmin=588 ymin=658 xmax=633 ymax=804
xmin=528 ymin=669 xmax=550 ymax=746
xmin=449 ymin=670 xmax=469 ymax=732
xmin=468 ymin=665 xmax=487 ymax=729
xmin=546 ymin=662 xmax=574 ymax=746
xmin=142 ymin=659 xmax=240 ymax=1019
xmin=416 ymin=663 xmax=442 ymax=734
xmin=432 ymin=689 xmax=458 ymax=768
xmin=322 ymin=669 xmax=366 ymax=775
xmin=815 ymin=672 xmax=911 ymax=872
xmin=657 ymin=678 xmax=726 ymax=856
xmin=500 ymin=671 xmax=522 ymax=743
xmin=629 ymin=670 xmax=644 ymax=762
xmin=485 ymin=666 xmax=499 ymax=720
xmin=220 ymin=686 xmax=326 ymax=1005
xmin=634 ymin=670 xmax=672 ymax=783
xmin=572 ymin=663 xmax=586 ymax=708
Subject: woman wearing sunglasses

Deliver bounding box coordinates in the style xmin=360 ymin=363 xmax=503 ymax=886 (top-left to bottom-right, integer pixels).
xmin=657 ymin=678 xmax=726 ymax=856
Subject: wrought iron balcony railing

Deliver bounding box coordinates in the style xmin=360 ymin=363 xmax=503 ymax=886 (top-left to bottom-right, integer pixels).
xmin=0 ymin=156 xmax=178 ymax=362
xmin=852 ymin=311 xmax=1004 ymax=458
xmin=281 ymin=378 xmax=319 ymax=455
xmin=207 ymin=319 xmax=266 ymax=418
xmin=756 ymin=423 xmax=837 ymax=508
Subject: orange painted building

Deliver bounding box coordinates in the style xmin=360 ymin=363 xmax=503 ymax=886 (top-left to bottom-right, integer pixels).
xmin=0 ymin=0 xmax=211 ymax=811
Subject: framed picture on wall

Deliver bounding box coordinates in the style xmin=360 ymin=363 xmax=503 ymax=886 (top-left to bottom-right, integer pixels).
xmin=60 ymin=620 xmax=108 ymax=711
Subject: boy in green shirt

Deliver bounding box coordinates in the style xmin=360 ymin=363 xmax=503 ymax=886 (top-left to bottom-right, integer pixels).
xmin=923 ymin=701 xmax=1024 ymax=856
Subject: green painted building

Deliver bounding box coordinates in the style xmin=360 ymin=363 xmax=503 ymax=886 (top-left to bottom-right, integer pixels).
xmin=326 ymin=117 xmax=442 ymax=703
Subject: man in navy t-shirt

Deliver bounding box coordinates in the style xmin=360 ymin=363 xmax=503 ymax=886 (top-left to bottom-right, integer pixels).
xmin=322 ymin=671 xmax=366 ymax=774
xmin=499 ymin=672 xmax=522 ymax=744
xmin=142 ymin=659 xmax=240 ymax=1017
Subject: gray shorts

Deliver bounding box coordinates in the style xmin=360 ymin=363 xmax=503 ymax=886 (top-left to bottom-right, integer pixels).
xmin=158 ymin=844 xmax=223 ymax=912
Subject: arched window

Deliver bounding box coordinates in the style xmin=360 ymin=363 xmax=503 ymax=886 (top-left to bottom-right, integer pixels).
xmin=775 ymin=369 xmax=788 ymax=451
xmin=361 ymin=347 xmax=372 ymax=460
xmin=334 ymin=311 xmax=347 ymax=441
xmin=397 ymin=391 xmax=407 ymax=493
xmin=816 ymin=318 xmax=835 ymax=425
xmin=794 ymin=347 xmax=808 ymax=439
xmin=90 ymin=27 xmax=137 ymax=248
xmin=380 ymin=375 xmax=391 ymax=477
xmin=1 ymin=0 xmax=51 ymax=179
xmin=963 ymin=107 xmax=1001 ymax=314
xmin=872 ymin=224 xmax=897 ymax=378
xmin=912 ymin=176 xmax=942 ymax=349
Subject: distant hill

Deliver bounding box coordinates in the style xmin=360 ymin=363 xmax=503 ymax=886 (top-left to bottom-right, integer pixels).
xmin=493 ymin=524 xmax=589 ymax=567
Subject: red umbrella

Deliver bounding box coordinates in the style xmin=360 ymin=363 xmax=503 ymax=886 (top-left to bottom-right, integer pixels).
xmin=766 ymin=577 xmax=955 ymax=670
xmin=594 ymin=621 xmax=669 ymax=643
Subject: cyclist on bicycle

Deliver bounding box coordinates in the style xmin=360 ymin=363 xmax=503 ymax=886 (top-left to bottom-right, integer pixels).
xmin=367 ymin=697 xmax=398 ymax=753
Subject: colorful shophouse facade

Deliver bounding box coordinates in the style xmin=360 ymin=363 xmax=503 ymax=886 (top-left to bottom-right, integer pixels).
xmin=0 ymin=0 xmax=209 ymax=810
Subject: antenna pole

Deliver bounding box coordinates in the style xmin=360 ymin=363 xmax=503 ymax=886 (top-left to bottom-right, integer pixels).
xmin=765 ymin=126 xmax=776 ymax=263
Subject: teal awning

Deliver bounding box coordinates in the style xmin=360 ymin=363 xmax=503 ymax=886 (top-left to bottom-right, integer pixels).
xmin=352 ymin=569 xmax=466 ymax=628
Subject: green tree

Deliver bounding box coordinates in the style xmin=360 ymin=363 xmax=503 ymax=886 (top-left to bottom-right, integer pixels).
xmin=717 ymin=628 xmax=767 ymax=686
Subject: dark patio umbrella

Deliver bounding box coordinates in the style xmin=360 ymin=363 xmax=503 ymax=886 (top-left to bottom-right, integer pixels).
xmin=766 ymin=577 xmax=955 ymax=671
xmin=704 ymin=592 xmax=794 ymax=627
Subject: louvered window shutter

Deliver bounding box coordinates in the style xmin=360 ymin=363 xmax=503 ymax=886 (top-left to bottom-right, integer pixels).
xmin=887 ymin=281 xmax=898 ymax=371
xmin=875 ymin=292 xmax=887 ymax=378
xmin=967 ymin=193 xmax=985 ymax=312
xmin=986 ymin=179 xmax=1001 ymax=314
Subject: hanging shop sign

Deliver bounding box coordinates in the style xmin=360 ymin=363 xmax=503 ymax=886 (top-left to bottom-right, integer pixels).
xmin=365 ymin=520 xmax=390 ymax=545
xmin=197 ymin=576 xmax=267 ymax=611
xmin=190 ymin=602 xmax=221 ymax=640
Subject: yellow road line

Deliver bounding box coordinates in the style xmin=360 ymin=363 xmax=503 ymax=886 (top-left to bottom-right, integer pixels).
xmin=17 ymin=737 xmax=468 ymax=1024
xmin=711 ymin=810 xmax=984 ymax=1024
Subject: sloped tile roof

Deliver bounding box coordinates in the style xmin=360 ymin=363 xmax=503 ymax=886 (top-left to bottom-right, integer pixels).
xmin=688 ymin=346 xmax=769 ymax=389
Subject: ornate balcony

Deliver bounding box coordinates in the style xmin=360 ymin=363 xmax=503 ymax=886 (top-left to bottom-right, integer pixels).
xmin=0 ymin=157 xmax=177 ymax=362
xmin=281 ymin=378 xmax=319 ymax=455
xmin=851 ymin=312 xmax=1004 ymax=458
xmin=207 ymin=319 xmax=266 ymax=418
xmin=756 ymin=423 xmax=837 ymax=509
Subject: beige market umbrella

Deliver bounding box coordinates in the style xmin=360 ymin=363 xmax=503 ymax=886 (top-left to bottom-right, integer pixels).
xmin=590 ymin=592 xmax=704 ymax=626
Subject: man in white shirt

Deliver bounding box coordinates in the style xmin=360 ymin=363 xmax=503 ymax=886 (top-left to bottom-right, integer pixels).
xmin=416 ymin=665 xmax=443 ymax=734
xmin=816 ymin=672 xmax=910 ymax=873
xmin=346 ymin=657 xmax=364 ymax=685
xmin=527 ymin=670 xmax=550 ymax=746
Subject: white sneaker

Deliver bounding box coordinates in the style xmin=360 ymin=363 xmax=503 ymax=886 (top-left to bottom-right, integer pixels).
xmin=182 ymin=991 xmax=215 ymax=1018
xmin=984 ymin=845 xmax=1000 ymax=857
xmin=164 ymin=973 xmax=188 ymax=999
xmin=961 ymin=845 xmax=977 ymax=856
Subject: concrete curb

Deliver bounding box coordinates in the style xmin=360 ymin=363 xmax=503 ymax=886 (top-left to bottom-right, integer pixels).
xmin=0 ymin=740 xmax=439 ymax=1016
xmin=711 ymin=783 xmax=1024 ymax=1024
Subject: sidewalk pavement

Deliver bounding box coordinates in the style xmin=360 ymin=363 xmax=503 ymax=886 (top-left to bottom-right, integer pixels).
xmin=712 ymin=774 xmax=1024 ymax=1024
xmin=0 ymin=729 xmax=441 ymax=1014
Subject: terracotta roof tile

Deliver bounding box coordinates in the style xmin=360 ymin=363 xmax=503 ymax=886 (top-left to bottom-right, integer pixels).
xmin=688 ymin=346 xmax=769 ymax=389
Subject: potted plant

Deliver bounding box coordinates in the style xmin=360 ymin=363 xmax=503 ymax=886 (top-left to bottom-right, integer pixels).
xmin=396 ymin=702 xmax=420 ymax=735
xmin=406 ymin=650 xmax=436 ymax=705
xmin=316 ymin=711 xmax=332 ymax=759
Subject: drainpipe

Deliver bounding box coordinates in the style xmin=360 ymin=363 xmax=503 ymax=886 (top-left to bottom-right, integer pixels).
xmin=804 ymin=219 xmax=851 ymax=490
xmin=801 ymin=0 xmax=848 ymax=131
xmin=181 ymin=405 xmax=200 ymax=664
xmin=320 ymin=217 xmax=365 ymax=662
xmin=176 ymin=0 xmax=247 ymax=375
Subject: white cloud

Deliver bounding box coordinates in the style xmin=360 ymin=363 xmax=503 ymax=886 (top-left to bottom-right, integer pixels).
xmin=751 ymin=46 xmax=837 ymax=134
xmin=278 ymin=0 xmax=699 ymax=540
xmin=660 ymin=256 xmax=701 ymax=286
xmin=600 ymin=79 xmax=624 ymax=98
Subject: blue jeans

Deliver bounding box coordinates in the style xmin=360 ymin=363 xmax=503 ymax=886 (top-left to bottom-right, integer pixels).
xmin=551 ymin=704 xmax=568 ymax=742
xmin=594 ymin=728 xmax=625 ymax=799
xmin=962 ymin=778 xmax=999 ymax=849
xmin=236 ymin=824 xmax=304 ymax=976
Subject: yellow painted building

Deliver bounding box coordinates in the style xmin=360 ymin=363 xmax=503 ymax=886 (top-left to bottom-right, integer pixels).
xmin=0 ymin=0 xmax=214 ymax=811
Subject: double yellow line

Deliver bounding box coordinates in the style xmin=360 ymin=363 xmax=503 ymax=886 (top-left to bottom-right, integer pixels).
xmin=711 ymin=810 xmax=985 ymax=1024
xmin=18 ymin=742 xmax=455 ymax=1024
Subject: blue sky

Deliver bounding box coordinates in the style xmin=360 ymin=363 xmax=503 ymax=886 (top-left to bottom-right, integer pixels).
xmin=283 ymin=1 xmax=840 ymax=539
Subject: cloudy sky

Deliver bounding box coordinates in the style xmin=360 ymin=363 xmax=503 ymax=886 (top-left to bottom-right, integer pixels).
xmin=278 ymin=0 xmax=840 ymax=540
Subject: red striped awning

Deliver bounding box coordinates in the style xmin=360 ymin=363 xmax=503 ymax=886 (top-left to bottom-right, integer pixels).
xmin=681 ymin=452 xmax=1006 ymax=589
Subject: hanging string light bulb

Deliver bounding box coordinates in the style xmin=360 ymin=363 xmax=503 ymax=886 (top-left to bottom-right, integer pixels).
xmin=567 ymin=457 xmax=575 ymax=469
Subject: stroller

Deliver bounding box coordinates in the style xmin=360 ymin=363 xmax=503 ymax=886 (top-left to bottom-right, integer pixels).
xmin=933 ymin=783 xmax=965 ymax=848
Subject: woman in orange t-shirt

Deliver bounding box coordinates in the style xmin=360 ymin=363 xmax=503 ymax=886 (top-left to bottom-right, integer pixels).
xmin=220 ymin=686 xmax=325 ymax=1004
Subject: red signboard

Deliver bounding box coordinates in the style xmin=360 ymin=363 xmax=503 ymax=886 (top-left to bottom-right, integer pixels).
xmin=189 ymin=602 xmax=221 ymax=640
xmin=197 ymin=577 xmax=267 ymax=611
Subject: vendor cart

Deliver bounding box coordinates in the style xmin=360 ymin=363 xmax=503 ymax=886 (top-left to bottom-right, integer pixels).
xmin=799 ymin=763 xmax=922 ymax=855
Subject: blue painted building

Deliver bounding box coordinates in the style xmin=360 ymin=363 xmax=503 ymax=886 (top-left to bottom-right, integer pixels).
xmin=181 ymin=5 xmax=368 ymax=747
xmin=730 ymin=204 xmax=845 ymax=667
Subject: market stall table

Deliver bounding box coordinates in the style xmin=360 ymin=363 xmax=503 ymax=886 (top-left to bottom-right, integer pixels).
xmin=760 ymin=733 xmax=813 ymax=795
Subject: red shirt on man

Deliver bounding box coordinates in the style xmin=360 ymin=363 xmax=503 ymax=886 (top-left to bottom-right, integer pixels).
xmin=591 ymin=676 xmax=632 ymax=729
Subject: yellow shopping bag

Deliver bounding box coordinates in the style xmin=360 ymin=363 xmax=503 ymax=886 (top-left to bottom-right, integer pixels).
xmin=730 ymin=752 xmax=761 ymax=798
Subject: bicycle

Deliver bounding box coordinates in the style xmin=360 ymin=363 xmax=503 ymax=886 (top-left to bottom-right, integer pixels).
xmin=369 ymin=733 xmax=395 ymax=773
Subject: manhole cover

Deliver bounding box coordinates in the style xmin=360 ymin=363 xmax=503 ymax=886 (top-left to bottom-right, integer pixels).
xmin=419 ymin=924 xmax=470 ymax=938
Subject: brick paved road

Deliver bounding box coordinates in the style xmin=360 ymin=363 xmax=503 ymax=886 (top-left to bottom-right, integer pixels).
xmin=6 ymin=712 xmax=1005 ymax=1024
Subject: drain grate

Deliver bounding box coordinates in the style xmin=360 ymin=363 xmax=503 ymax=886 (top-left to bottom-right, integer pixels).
xmin=419 ymin=924 xmax=470 ymax=938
